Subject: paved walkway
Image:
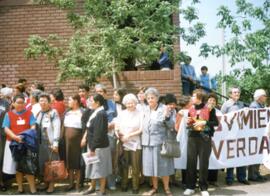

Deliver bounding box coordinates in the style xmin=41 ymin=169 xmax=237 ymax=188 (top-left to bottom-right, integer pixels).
xmin=1 ymin=166 xmax=270 ymax=195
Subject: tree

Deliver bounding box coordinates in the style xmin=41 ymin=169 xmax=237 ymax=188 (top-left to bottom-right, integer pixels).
xmin=25 ymin=0 xmax=180 ymax=87
xmin=199 ymin=0 xmax=269 ymax=103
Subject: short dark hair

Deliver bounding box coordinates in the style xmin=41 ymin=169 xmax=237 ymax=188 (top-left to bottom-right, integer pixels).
xmin=78 ymin=84 xmax=90 ymax=92
xmin=36 ymin=83 xmax=45 ymax=91
xmin=18 ymin=78 xmax=27 ymax=84
xmin=184 ymin=56 xmax=192 ymax=64
xmin=137 ymin=86 xmax=147 ymax=94
xmin=165 ymin=93 xmax=177 ymax=105
xmin=51 ymin=88 xmax=64 ymax=101
xmin=178 ymin=96 xmax=191 ymax=108
xmin=39 ymin=92 xmax=51 ymax=103
xmin=201 ymin=66 xmax=208 ymax=71
xmin=15 ymin=83 xmax=25 ymax=93
xmin=13 ymin=94 xmax=25 ymax=102
xmin=208 ymin=93 xmax=218 ymax=104
xmin=193 ymin=89 xmax=206 ymax=102
xmin=93 ymin=94 xmax=105 ymax=107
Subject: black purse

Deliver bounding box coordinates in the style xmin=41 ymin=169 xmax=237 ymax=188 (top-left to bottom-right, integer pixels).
xmin=160 ymin=130 xmax=181 ymax=158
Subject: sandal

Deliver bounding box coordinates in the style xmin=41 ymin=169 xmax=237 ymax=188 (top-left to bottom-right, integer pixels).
xmin=165 ymin=189 xmax=173 ymax=196
xmin=142 ymin=188 xmax=158 ymax=196
xmin=65 ymin=184 xmax=75 ymax=191
xmin=82 ymin=188 xmax=96 ymax=195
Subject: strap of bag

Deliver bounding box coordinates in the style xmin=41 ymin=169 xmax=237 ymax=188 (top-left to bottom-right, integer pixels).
xmin=42 ymin=110 xmax=59 ymax=162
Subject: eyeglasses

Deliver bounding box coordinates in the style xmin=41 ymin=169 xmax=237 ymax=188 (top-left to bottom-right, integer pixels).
xmin=15 ymin=101 xmax=25 ymax=104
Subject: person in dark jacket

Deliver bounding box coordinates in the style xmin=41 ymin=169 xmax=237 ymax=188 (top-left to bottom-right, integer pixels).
xmin=206 ymin=93 xmax=222 ymax=187
xmin=183 ymin=89 xmax=218 ymax=196
xmin=83 ymin=94 xmax=112 ymax=195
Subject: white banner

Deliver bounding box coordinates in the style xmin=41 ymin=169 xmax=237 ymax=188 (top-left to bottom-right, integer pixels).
xmin=174 ymin=108 xmax=270 ymax=169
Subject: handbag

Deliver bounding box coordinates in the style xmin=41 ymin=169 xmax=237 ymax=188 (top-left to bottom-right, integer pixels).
xmin=42 ymin=111 xmax=68 ymax=182
xmin=160 ymin=130 xmax=181 ymax=158
xmin=160 ymin=139 xmax=181 ymax=158
xmin=44 ymin=155 xmax=68 ymax=182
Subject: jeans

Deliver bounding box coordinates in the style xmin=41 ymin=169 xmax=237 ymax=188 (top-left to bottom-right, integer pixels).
xmin=226 ymin=167 xmax=247 ymax=182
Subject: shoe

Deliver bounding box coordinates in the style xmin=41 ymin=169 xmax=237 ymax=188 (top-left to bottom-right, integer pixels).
xmin=0 ymin=185 xmax=7 ymax=192
xmin=16 ymin=190 xmax=25 ymax=194
xmin=109 ymin=186 xmax=116 ymax=191
xmin=132 ymin=189 xmax=139 ymax=194
xmin=208 ymin=181 xmax=219 ymax=187
xmin=142 ymin=188 xmax=158 ymax=196
xmin=259 ymin=176 xmax=267 ymax=182
xmin=30 ymin=192 xmax=39 ymax=195
xmin=226 ymin=181 xmax=233 ymax=186
xmin=201 ymin=190 xmax=209 ymax=196
xmin=82 ymin=188 xmax=96 ymax=195
xmin=248 ymin=177 xmax=262 ymax=182
xmin=97 ymin=191 xmax=106 ymax=195
xmin=46 ymin=190 xmax=55 ymax=194
xmin=239 ymin=180 xmax=250 ymax=185
xmin=164 ymin=189 xmax=173 ymax=196
xmin=37 ymin=183 xmax=48 ymax=191
xmin=183 ymin=189 xmax=195 ymax=195
xmin=65 ymin=184 xmax=75 ymax=191
xmin=121 ymin=187 xmax=128 ymax=192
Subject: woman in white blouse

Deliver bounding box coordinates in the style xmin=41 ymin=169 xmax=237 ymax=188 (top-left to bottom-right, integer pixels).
xmin=115 ymin=93 xmax=143 ymax=194
xmin=63 ymin=95 xmax=84 ymax=191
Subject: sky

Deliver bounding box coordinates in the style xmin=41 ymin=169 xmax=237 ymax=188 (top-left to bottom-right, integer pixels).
xmin=179 ymin=0 xmax=263 ymax=77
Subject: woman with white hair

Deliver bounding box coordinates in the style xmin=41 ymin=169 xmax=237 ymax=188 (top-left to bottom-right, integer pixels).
xmin=115 ymin=93 xmax=142 ymax=194
xmin=141 ymin=87 xmax=175 ymax=196
xmin=248 ymin=89 xmax=267 ymax=182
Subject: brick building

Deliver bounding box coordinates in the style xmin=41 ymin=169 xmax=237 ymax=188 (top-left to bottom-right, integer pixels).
xmin=0 ymin=0 xmax=182 ymax=99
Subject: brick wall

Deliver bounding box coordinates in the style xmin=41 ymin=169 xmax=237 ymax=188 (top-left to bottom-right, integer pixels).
xmin=0 ymin=1 xmax=182 ymax=100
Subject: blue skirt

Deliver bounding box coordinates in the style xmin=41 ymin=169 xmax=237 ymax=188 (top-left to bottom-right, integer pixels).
xmin=142 ymin=145 xmax=174 ymax=177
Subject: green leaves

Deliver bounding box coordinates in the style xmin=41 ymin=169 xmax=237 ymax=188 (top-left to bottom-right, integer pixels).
xmin=180 ymin=1 xmax=205 ymax=45
xmin=26 ymin=0 xmax=179 ymax=84
xmin=209 ymin=0 xmax=270 ymax=102
xmin=33 ymin=0 xmax=75 ymax=9
xmin=182 ymin=6 xmax=199 ymax=23
xmin=25 ymin=35 xmax=62 ymax=60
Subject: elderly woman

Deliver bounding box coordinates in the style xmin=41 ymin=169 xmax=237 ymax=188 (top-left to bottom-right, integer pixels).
xmin=115 ymin=93 xmax=142 ymax=194
xmin=36 ymin=93 xmax=61 ymax=193
xmin=142 ymin=87 xmax=175 ymax=196
xmin=83 ymin=94 xmax=112 ymax=195
xmin=63 ymin=95 xmax=84 ymax=191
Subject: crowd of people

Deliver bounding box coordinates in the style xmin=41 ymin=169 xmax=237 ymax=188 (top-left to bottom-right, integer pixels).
xmin=0 ymin=78 xmax=269 ymax=196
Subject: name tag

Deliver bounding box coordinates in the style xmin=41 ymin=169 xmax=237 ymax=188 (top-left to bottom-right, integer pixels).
xmin=17 ymin=119 xmax=25 ymax=125
xmin=43 ymin=119 xmax=50 ymax=128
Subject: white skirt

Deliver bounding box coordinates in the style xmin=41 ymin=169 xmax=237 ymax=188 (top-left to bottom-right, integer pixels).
xmin=2 ymin=140 xmax=17 ymax=175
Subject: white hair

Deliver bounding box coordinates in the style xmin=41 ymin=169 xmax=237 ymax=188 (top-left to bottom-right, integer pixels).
xmin=254 ymin=89 xmax=266 ymax=101
xmin=145 ymin=87 xmax=159 ymax=98
xmin=94 ymin=83 xmax=106 ymax=92
xmin=122 ymin=93 xmax=138 ymax=105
